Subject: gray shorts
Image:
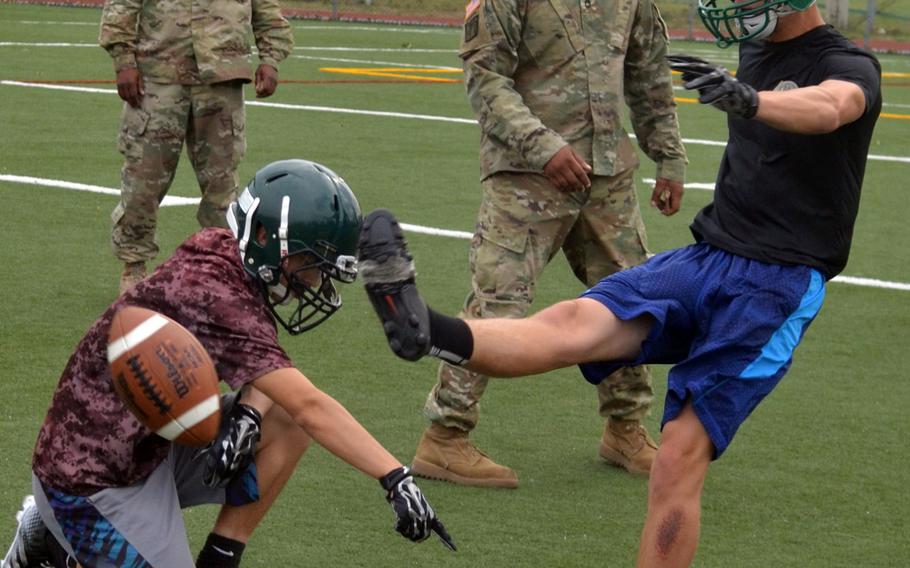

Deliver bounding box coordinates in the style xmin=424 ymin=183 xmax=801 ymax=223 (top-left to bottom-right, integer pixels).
xmin=33 ymin=393 xmax=253 ymax=568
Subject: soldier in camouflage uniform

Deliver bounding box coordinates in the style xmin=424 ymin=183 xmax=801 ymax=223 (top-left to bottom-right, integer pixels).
xmin=411 ymin=0 xmax=687 ymax=488
xmin=99 ymin=0 xmax=294 ymax=295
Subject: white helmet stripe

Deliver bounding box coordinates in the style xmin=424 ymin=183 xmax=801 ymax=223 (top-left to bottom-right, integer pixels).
xmin=226 ymin=202 xmax=239 ymax=237
xmin=237 ymin=186 xmax=254 ymax=211
xmin=227 ymin=186 xmax=254 ymax=239
xmin=238 ymin=197 xmax=260 ymax=256
xmin=279 ymin=195 xmax=290 ymax=258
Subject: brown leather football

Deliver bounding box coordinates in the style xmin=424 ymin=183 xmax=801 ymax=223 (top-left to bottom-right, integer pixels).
xmin=107 ymin=306 xmax=221 ymax=447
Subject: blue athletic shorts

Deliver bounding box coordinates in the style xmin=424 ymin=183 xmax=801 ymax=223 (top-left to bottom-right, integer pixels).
xmin=579 ymin=243 xmax=826 ymax=458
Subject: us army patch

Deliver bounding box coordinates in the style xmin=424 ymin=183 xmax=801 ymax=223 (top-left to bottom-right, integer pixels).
xmin=465 ymin=13 xmax=479 ymax=42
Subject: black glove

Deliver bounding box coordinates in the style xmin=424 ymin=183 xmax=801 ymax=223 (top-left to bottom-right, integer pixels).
xmin=197 ymin=402 xmax=262 ymax=488
xmin=666 ymin=54 xmax=759 ymax=119
xmin=379 ymin=466 xmax=457 ymax=551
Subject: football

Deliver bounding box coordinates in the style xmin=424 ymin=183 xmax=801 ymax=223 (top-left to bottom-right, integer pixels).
xmin=106 ymin=306 xmax=221 ymax=447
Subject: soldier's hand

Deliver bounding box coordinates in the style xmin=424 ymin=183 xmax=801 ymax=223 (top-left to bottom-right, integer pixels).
xmin=650 ymin=177 xmax=683 ymax=216
xmin=255 ymin=64 xmax=279 ymax=98
xmin=543 ymin=145 xmax=592 ymax=192
xmin=116 ymin=68 xmax=143 ymax=108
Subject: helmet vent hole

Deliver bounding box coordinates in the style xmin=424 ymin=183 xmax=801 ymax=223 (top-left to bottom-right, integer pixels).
xmin=266 ymin=173 xmax=289 ymax=183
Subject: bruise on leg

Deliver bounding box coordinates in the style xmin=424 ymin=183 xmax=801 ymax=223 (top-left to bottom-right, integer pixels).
xmin=656 ymin=508 xmax=684 ymax=557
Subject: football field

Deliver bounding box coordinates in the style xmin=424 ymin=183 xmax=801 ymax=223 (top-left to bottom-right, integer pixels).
xmin=1 ymin=5 xmax=908 ymax=566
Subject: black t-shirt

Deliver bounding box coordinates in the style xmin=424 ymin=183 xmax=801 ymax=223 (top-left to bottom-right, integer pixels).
xmin=690 ymin=25 xmax=882 ymax=279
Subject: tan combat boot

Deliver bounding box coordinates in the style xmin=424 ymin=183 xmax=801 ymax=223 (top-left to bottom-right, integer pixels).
xmin=599 ymin=418 xmax=658 ymax=477
xmin=119 ymin=261 xmax=147 ymax=296
xmin=410 ymin=424 xmax=518 ymax=488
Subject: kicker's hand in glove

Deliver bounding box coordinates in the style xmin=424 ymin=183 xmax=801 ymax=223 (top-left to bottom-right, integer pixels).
xmin=197 ymin=402 xmax=262 ymax=487
xmin=380 ymin=466 xmax=457 ymax=551
xmin=667 ymin=54 xmax=759 ymax=119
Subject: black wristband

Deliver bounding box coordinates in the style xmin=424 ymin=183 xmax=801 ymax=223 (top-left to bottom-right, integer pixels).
xmin=379 ymin=466 xmax=410 ymax=492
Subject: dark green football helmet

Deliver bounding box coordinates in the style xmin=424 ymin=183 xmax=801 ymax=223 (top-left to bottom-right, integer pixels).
xmin=227 ymin=159 xmax=362 ymax=334
xmin=697 ymin=0 xmax=816 ymax=47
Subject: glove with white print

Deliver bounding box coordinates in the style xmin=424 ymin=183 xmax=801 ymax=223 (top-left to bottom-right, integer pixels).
xmin=199 ymin=402 xmax=262 ymax=488
xmin=667 ymin=53 xmax=759 ymax=119
xmin=379 ymin=466 xmax=457 ymax=551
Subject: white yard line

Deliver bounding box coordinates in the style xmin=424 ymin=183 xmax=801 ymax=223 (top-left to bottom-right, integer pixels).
xmin=291 ymin=25 xmax=457 ymax=35
xmin=0 ymin=174 xmax=198 ymax=206
xmin=0 ymin=41 xmax=97 ymax=47
xmin=642 ymin=178 xmax=716 ymax=191
xmin=11 ymin=20 xmax=98 ymax=26
xmin=294 ymin=46 xmax=454 ymax=53
xmin=291 ymin=54 xmax=460 ymax=70
xmin=8 ymin=80 xmax=909 ymax=164
xmin=1 ymin=173 xmax=907 ymax=292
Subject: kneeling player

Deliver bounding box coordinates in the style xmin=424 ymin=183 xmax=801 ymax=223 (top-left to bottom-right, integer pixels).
xmin=2 ymin=159 xmax=453 ymax=568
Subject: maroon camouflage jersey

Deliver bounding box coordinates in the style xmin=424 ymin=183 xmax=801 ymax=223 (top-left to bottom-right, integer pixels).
xmin=33 ymin=228 xmax=292 ymax=495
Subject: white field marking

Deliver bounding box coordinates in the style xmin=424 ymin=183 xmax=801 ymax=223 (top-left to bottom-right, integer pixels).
xmin=157 ymin=395 xmax=221 ymax=441
xmin=642 ymin=178 xmax=716 ymax=191
xmin=14 ymin=20 xmax=98 ymax=26
xmin=0 ymin=42 xmax=455 ymax=53
xmin=106 ymin=313 xmax=169 ymax=363
xmin=1 ymin=80 xmax=116 ymax=94
xmin=294 ymin=46 xmax=454 ymax=53
xmin=400 ymin=222 xmax=472 ymax=240
xmin=0 ymin=174 xmax=199 ymax=206
xmin=7 ymin=20 xmax=457 ymax=34
xmin=834 ymin=276 xmax=910 ymax=291
xmin=245 ymin=99 xmax=476 ymax=123
xmin=0 ymin=42 xmax=96 ymax=47
xmin=292 ymin=54 xmax=460 ymax=70
xmin=291 ymin=25 xmax=458 ymax=35
xmin=2 ymin=172 xmax=908 ymax=293
xmin=4 ymin=80 xmax=910 ymax=163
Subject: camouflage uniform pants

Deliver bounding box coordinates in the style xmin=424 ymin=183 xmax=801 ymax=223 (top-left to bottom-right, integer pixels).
xmin=111 ymin=80 xmax=246 ymax=263
xmin=425 ymin=169 xmax=654 ymax=431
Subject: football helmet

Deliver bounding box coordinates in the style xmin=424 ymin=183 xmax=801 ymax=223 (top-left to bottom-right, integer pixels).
xmin=227 ymin=159 xmax=362 ymax=334
xmin=697 ymin=0 xmax=816 ymax=46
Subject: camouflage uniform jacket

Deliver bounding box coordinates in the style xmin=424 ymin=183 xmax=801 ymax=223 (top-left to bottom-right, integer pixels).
xmin=460 ymin=0 xmax=687 ymax=182
xmin=99 ymin=0 xmax=294 ymax=85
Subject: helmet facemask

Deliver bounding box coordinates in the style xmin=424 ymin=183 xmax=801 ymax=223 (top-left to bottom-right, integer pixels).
xmin=697 ymin=0 xmax=815 ymax=47
xmin=263 ymin=244 xmax=358 ymax=335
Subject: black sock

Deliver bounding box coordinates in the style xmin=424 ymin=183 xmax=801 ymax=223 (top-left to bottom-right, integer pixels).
xmin=196 ymin=533 xmax=246 ymax=568
xmin=428 ymin=308 xmax=474 ymax=365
